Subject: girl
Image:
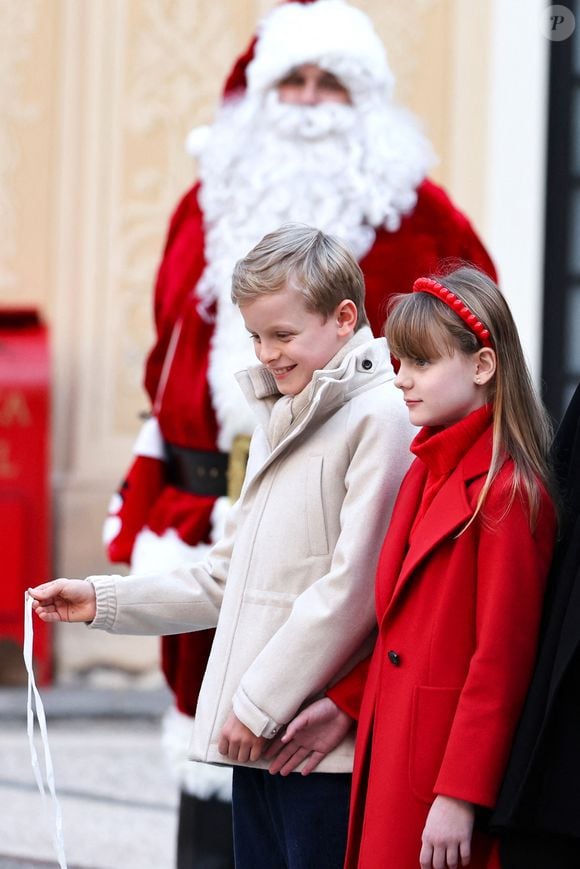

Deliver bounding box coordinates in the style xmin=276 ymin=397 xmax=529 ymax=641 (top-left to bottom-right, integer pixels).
xmin=269 ymin=267 xmax=556 ymax=869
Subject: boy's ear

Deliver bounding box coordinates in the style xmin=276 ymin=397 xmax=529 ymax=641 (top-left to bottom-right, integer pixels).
xmin=474 ymin=347 xmax=496 ymax=385
xmin=335 ymin=299 xmax=358 ymax=335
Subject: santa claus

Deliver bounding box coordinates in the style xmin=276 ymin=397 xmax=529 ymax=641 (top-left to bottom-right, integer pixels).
xmin=103 ymin=1 xmax=496 ymax=866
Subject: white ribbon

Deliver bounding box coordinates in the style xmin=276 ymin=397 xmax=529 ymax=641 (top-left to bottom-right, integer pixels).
xmin=23 ymin=592 xmax=68 ymax=869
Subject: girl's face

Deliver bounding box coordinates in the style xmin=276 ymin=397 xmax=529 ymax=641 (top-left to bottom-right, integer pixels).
xmin=395 ymin=349 xmax=487 ymax=428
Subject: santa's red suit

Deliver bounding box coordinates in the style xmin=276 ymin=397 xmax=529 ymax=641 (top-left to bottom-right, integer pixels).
xmin=103 ymin=0 xmax=496 ymax=812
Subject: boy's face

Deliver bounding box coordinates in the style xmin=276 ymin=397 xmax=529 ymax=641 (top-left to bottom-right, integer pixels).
xmin=240 ymin=285 xmax=355 ymax=396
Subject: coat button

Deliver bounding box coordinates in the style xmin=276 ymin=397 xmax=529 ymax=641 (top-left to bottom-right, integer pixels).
xmin=362 ymin=359 xmax=373 ymax=370
xmin=387 ymin=650 xmax=401 ymax=667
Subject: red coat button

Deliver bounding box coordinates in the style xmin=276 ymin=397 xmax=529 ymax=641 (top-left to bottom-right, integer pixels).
xmin=388 ymin=650 xmax=401 ymax=667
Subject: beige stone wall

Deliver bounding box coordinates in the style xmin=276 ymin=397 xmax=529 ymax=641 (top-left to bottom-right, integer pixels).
xmin=0 ymin=0 xmax=493 ymax=676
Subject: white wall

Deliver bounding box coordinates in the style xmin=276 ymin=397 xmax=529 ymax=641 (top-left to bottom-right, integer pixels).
xmin=483 ymin=0 xmax=550 ymax=382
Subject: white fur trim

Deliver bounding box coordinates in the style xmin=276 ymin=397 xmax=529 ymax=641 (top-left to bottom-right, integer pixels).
xmin=247 ymin=0 xmax=394 ymax=105
xmin=102 ymin=515 xmax=121 ymax=546
xmin=130 ymin=496 xmax=235 ymax=577
xmin=209 ymin=496 xmax=232 ymax=542
xmin=130 ymin=496 xmax=234 ymax=576
xmin=132 ymin=416 xmax=166 ymax=460
xmin=162 ymin=706 xmax=232 ymax=800
xmin=208 ymin=299 xmax=258 ymax=452
xmin=107 ymin=492 xmax=123 ymax=515
xmin=131 ymin=528 xmax=212 ymax=575
xmin=185 ymin=124 xmax=211 ymax=157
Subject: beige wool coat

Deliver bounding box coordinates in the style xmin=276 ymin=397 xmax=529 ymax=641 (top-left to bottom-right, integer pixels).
xmin=89 ymin=330 xmax=415 ymax=772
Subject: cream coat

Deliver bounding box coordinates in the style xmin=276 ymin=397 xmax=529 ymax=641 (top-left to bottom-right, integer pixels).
xmin=89 ymin=331 xmax=415 ymax=772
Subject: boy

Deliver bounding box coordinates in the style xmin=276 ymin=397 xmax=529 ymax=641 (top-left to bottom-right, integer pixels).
xmin=30 ymin=224 xmax=415 ymax=868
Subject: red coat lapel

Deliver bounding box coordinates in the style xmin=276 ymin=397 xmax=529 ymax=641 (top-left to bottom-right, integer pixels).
xmin=378 ymin=427 xmax=494 ymax=618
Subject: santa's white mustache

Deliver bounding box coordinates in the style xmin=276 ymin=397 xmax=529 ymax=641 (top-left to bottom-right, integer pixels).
xmin=263 ymin=91 xmax=357 ymax=139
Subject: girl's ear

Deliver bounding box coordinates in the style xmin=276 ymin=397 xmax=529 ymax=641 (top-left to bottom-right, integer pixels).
xmin=335 ymin=299 xmax=358 ymax=335
xmin=474 ymin=347 xmax=496 ymax=385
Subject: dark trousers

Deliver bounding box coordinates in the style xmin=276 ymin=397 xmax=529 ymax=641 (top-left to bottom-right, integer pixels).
xmin=232 ymin=767 xmax=351 ymax=869
xmin=177 ymin=791 xmax=235 ymax=869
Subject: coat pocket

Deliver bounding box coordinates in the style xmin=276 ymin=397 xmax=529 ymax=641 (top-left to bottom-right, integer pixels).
xmin=409 ymin=685 xmax=461 ymax=804
xmin=305 ymin=455 xmax=329 ymax=556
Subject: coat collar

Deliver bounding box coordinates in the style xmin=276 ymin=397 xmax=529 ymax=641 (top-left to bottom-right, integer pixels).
xmin=383 ymin=420 xmax=495 ymax=614
xmin=235 ymin=327 xmax=392 ymax=436
xmin=410 ymin=404 xmax=493 ymax=476
xmin=235 ymin=330 xmax=394 ymax=489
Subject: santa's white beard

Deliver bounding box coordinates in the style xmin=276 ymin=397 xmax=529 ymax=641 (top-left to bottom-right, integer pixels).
xmin=193 ymin=91 xmax=433 ymax=451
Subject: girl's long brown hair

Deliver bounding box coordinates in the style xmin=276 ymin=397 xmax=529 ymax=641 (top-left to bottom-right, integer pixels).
xmin=386 ymin=267 xmax=554 ymax=529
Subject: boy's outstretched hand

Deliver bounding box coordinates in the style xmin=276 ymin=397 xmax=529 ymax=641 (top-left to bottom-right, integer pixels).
xmin=28 ymin=580 xmax=97 ymax=623
xmin=265 ymin=697 xmax=353 ymax=776
xmin=218 ymin=712 xmax=267 ymax=763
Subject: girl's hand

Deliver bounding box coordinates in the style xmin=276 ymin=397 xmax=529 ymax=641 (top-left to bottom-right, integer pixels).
xmin=218 ymin=712 xmax=267 ymax=763
xmin=265 ymin=697 xmax=353 ymax=776
xmin=28 ymin=580 xmax=97 ymax=623
xmin=420 ymin=795 xmax=474 ymax=869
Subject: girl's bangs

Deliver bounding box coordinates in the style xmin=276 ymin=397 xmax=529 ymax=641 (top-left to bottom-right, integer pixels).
xmin=387 ymin=297 xmax=453 ymax=360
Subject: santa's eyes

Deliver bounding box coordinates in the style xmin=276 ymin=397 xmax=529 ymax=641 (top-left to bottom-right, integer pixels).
xmin=318 ymin=75 xmax=346 ymax=91
xmin=280 ymin=73 xmax=304 ymax=87
xmin=277 ymin=72 xmax=346 ymax=93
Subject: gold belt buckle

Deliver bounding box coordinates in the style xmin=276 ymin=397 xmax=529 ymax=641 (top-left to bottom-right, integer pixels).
xmin=227 ymin=434 xmax=251 ymax=502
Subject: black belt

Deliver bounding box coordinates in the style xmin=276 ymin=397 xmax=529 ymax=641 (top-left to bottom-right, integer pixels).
xmin=165 ymin=442 xmax=229 ymax=498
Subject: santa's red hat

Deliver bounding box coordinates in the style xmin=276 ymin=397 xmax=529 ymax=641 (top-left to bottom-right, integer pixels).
xmin=223 ymin=0 xmax=394 ymax=104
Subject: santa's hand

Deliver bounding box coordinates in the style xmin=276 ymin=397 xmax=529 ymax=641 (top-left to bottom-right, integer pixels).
xmin=266 ymin=697 xmax=353 ymax=776
xmin=218 ymin=711 xmax=267 ymax=763
xmin=420 ymin=795 xmax=474 ymax=869
xmin=28 ymin=580 xmax=97 ymax=624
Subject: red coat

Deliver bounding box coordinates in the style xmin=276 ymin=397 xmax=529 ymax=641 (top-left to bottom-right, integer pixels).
xmin=108 ymin=178 xmax=496 ymax=717
xmin=331 ymin=417 xmax=555 ymax=869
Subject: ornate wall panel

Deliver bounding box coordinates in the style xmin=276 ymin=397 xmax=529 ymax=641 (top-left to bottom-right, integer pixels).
xmin=0 ymin=0 xmax=54 ymax=306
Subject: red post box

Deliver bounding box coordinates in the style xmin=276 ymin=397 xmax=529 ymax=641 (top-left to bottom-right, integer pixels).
xmin=0 ymin=308 xmax=52 ymax=684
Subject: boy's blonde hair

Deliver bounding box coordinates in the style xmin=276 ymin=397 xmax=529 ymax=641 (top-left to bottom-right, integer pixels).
xmin=231 ymin=223 xmax=369 ymax=331
xmin=386 ymin=266 xmax=555 ymax=529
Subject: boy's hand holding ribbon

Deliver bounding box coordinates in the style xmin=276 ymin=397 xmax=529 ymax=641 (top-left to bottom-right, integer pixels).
xmin=28 ymin=580 xmax=97 ymax=623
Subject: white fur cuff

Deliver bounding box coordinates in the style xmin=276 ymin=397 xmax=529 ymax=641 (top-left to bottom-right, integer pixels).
xmin=133 ymin=416 xmax=166 ymax=460
xmin=162 ymin=706 xmax=232 ymax=801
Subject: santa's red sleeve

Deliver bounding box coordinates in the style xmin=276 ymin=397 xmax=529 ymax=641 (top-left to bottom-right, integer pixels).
xmin=144 ymin=184 xmax=207 ymax=405
xmin=103 ymin=418 xmax=166 ymax=565
xmin=103 ymin=185 xmax=208 ymax=567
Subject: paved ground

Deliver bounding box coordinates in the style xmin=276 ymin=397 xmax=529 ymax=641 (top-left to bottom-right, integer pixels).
xmin=0 ymin=684 xmax=179 ymax=869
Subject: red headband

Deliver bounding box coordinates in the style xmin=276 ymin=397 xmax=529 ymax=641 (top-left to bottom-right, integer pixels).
xmin=412 ymin=277 xmax=493 ymax=348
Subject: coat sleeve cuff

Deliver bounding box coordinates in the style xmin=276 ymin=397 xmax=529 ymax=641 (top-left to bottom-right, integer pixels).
xmin=326 ymin=656 xmax=370 ymax=721
xmin=232 ymin=685 xmax=283 ymax=739
xmin=86 ymin=575 xmax=119 ymax=631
